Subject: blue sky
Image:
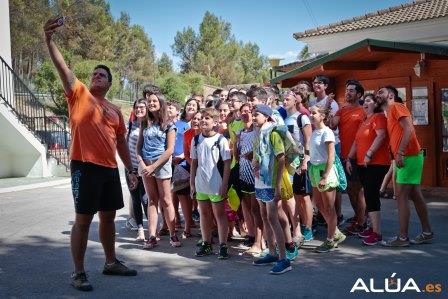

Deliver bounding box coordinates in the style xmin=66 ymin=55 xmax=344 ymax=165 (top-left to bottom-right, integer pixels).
xmin=107 ymin=0 xmax=409 ymax=67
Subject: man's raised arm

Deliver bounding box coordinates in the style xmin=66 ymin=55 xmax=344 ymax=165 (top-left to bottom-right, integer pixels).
xmin=43 ymin=18 xmax=76 ymax=94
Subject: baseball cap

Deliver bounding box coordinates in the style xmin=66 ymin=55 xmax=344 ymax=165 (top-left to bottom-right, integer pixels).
xmin=254 ymin=104 xmax=273 ymax=117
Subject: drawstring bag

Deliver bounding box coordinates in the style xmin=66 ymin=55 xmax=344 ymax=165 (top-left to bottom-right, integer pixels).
xmin=227 ymin=186 xmax=241 ymax=212
xmin=280 ymin=169 xmax=294 ymax=200
xmin=333 ymin=155 xmax=347 ymax=192
xmin=172 ymin=164 xmax=190 ymax=192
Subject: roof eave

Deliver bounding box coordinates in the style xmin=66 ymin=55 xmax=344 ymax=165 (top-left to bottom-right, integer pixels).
xmin=270 ymin=38 xmax=448 ymax=84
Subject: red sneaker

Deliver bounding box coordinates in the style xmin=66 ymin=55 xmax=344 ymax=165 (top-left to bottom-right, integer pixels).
xmin=358 ymin=227 xmax=373 ymax=238
xmin=363 ymin=232 xmax=382 ymax=246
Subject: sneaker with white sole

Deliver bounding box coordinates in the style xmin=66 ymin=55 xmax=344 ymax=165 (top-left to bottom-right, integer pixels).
xmin=381 ymin=236 xmax=410 ymax=247
xmin=270 ymin=259 xmax=292 ymax=275
xmin=334 ymin=231 xmax=346 ymax=245
xmin=363 ymin=232 xmax=382 ymax=246
xmin=253 ymin=254 xmax=278 ymax=266
xmin=358 ymin=227 xmax=373 ymax=239
xmin=71 ymin=272 xmax=93 ymax=292
xmin=410 ymin=232 xmax=434 ymax=245
xmin=302 ymin=227 xmax=314 ymax=241
xmin=170 ymin=235 xmax=181 ymax=247
xmin=315 ymin=239 xmax=337 ymax=253
xmin=143 ymin=236 xmax=158 ymax=249
xmin=126 ymin=218 xmax=138 ymax=231
xmin=285 ymin=244 xmax=299 ymax=261
xmin=102 ymin=259 xmax=137 ymax=276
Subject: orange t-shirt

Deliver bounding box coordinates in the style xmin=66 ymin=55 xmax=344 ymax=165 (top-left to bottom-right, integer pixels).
xmin=387 ymin=103 xmax=420 ymax=156
xmin=66 ymin=79 xmax=126 ymax=168
xmin=355 ymin=113 xmax=391 ymax=166
xmin=336 ymin=105 xmax=366 ymax=159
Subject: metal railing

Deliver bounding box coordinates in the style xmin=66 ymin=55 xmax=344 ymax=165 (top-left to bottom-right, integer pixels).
xmin=0 ymin=55 xmax=70 ymax=169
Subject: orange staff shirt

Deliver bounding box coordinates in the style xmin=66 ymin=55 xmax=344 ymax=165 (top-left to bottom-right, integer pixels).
xmin=355 ymin=113 xmax=391 ymax=166
xmin=66 ymin=79 xmax=126 ymax=168
xmin=387 ymin=103 xmax=420 ymax=157
xmin=336 ymin=105 xmax=366 ymax=159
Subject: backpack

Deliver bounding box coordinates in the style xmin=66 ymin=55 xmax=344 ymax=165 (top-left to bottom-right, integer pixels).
xmin=270 ymin=124 xmax=302 ymax=175
xmin=194 ymin=134 xmax=225 ymax=178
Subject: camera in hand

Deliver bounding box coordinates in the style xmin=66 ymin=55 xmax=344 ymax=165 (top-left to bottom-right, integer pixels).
xmin=55 ymin=16 xmax=65 ymax=27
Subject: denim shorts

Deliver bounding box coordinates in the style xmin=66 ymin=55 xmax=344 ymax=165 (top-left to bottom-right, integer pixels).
xmin=140 ymin=156 xmax=173 ymax=179
xmin=255 ymin=188 xmax=275 ymax=203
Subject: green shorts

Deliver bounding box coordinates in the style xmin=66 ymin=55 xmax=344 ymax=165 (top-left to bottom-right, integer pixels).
xmin=395 ymin=152 xmax=424 ymax=185
xmin=309 ymin=163 xmax=339 ymax=192
xmin=196 ymin=192 xmax=223 ymax=203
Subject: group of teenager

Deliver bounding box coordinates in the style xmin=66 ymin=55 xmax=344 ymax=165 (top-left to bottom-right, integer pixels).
xmin=43 ymin=17 xmax=434 ymax=292
xmin=124 ymin=75 xmax=435 ymax=276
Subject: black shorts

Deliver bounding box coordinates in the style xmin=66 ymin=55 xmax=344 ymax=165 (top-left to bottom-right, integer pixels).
xmin=239 ymin=179 xmax=255 ymax=194
xmin=344 ymin=159 xmax=360 ymax=182
xmin=175 ymin=186 xmax=191 ymax=196
xmin=293 ymin=172 xmax=313 ymax=196
xmin=70 ymin=160 xmax=124 ymax=214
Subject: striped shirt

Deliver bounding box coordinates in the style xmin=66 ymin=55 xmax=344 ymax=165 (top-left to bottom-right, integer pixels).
xmin=237 ymin=128 xmax=256 ymax=185
xmin=127 ymin=121 xmax=140 ymax=170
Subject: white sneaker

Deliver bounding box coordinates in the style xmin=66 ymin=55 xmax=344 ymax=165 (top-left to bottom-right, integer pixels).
xmin=126 ymin=218 xmax=138 ymax=230
xmin=136 ymin=227 xmax=145 ymax=241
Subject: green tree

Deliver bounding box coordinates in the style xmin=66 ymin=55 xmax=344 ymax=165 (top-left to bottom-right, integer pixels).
xmin=182 ymin=72 xmax=205 ymax=95
xmin=239 ymin=42 xmax=269 ymax=83
xmin=171 ymin=27 xmax=198 ymax=73
xmin=34 ymin=60 xmax=66 ymax=115
xmin=298 ymin=45 xmax=310 ymax=60
xmin=156 ymin=73 xmax=189 ymax=103
xmin=172 ymin=11 xmax=269 ymax=86
xmin=10 ymin=0 xmax=51 ymax=80
xmin=157 ymin=53 xmax=173 ymax=76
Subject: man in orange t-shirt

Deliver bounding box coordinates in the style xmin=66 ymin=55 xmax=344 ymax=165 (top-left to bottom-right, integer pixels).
xmin=376 ymin=86 xmax=433 ymax=247
xmin=331 ymin=80 xmax=366 ymax=233
xmin=44 ymin=18 xmax=138 ymax=292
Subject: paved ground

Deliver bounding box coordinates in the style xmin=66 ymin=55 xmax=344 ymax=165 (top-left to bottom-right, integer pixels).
xmin=0 ymin=178 xmax=447 ymax=298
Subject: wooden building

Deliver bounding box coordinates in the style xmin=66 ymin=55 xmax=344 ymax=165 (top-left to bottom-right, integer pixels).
xmin=272 ymin=38 xmax=448 ymax=187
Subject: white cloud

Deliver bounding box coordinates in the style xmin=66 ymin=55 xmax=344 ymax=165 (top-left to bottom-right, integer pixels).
xmin=268 ymin=50 xmax=298 ymax=60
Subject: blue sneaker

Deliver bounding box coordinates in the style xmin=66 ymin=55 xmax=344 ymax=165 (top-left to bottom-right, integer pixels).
xmin=270 ymin=259 xmax=292 ymax=275
xmin=285 ymin=245 xmax=299 ymax=261
xmin=303 ymin=227 xmax=314 ymax=241
xmin=253 ymin=254 xmax=278 ymax=266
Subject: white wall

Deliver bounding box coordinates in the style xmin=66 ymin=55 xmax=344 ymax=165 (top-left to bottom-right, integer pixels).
xmin=0 ymin=0 xmax=12 ymax=65
xmin=0 ymin=104 xmax=51 ymax=178
xmin=301 ymin=17 xmax=448 ymax=54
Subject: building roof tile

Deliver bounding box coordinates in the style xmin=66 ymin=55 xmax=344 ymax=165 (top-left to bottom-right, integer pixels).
xmin=294 ymin=0 xmax=448 ymax=39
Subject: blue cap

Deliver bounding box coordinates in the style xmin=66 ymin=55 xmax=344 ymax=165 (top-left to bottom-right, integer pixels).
xmin=254 ymin=104 xmax=273 ymax=117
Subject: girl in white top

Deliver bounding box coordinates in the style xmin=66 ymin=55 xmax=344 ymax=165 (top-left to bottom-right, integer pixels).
xmin=309 ymin=105 xmax=345 ymax=253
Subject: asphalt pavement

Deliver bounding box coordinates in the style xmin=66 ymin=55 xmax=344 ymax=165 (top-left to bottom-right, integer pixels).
xmin=0 ymin=179 xmax=447 ymax=298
